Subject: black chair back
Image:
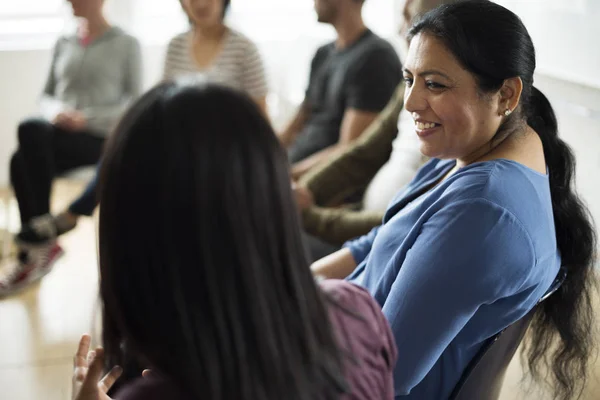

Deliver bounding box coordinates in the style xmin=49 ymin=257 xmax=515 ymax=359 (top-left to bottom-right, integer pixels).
xmin=449 ymin=268 xmax=567 ymax=400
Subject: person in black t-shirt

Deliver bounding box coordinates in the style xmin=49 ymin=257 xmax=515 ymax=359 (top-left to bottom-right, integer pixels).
xmin=280 ymin=0 xmax=402 ymax=180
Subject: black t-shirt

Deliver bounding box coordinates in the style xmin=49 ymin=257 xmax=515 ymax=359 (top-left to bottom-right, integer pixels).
xmin=289 ymin=29 xmax=402 ymax=163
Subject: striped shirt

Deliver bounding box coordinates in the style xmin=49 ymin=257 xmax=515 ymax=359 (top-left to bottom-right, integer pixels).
xmin=162 ymin=28 xmax=268 ymax=100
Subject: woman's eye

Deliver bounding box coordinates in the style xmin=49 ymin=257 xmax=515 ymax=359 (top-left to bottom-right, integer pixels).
xmin=426 ymin=81 xmax=446 ymax=90
xmin=403 ymin=77 xmax=414 ymax=87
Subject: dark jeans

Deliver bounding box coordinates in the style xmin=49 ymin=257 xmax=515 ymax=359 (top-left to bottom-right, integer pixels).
xmin=10 ymin=118 xmax=105 ymax=225
xmin=68 ymin=163 xmax=100 ymax=217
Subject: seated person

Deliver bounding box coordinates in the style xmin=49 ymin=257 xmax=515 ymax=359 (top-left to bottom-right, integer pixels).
xmin=6 ymin=0 xmax=268 ymax=292
xmin=296 ymin=87 xmax=427 ymax=261
xmin=280 ymin=0 xmax=402 ymax=180
xmin=294 ymin=0 xmax=453 ymax=261
xmin=68 ymin=83 xmax=397 ymax=400
xmin=2 ymin=0 xmax=141 ymax=294
xmin=312 ymin=1 xmax=596 ymax=398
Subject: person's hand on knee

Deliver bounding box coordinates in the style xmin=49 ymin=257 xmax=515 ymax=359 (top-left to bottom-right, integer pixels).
xmin=54 ymin=110 xmax=87 ymax=132
xmin=292 ymin=182 xmax=314 ymax=211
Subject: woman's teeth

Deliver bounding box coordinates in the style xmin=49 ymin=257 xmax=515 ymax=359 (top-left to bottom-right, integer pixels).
xmin=416 ymin=121 xmax=438 ymax=130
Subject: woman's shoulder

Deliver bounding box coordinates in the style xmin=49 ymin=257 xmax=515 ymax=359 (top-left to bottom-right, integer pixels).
xmin=320 ymin=280 xmax=397 ymax=398
xmin=320 ymin=280 xmax=396 ymax=356
xmin=443 ymin=159 xmax=552 ymax=214
xmin=166 ymin=31 xmax=191 ymax=50
xmin=320 ymin=279 xmax=374 ymax=307
xmin=106 ymin=26 xmax=138 ymax=42
xmin=225 ymin=28 xmax=261 ymax=53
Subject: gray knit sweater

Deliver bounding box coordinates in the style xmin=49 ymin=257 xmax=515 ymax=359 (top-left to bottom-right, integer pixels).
xmin=39 ymin=26 xmax=142 ymax=136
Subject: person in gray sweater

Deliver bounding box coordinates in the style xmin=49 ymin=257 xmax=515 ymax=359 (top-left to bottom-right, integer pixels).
xmin=1 ymin=0 xmax=141 ymax=296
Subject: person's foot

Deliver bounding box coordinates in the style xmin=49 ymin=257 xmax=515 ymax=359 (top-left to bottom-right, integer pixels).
xmin=15 ymin=213 xmax=78 ymax=246
xmin=0 ymin=242 xmax=64 ymax=297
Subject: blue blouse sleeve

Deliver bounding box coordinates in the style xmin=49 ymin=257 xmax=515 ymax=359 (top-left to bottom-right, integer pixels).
xmin=344 ymin=225 xmax=381 ymax=265
xmin=384 ymin=199 xmax=536 ymax=395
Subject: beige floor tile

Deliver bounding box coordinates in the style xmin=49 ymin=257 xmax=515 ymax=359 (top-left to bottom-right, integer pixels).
xmin=0 ymin=361 xmax=72 ymax=400
xmin=0 ymin=180 xmax=100 ymax=371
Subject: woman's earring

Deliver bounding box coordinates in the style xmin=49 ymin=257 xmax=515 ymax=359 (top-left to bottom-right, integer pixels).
xmin=504 ymin=108 xmax=512 ymax=116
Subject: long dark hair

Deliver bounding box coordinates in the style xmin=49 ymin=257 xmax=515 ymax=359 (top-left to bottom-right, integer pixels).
xmin=409 ymin=1 xmax=596 ymax=399
xmin=98 ymin=83 xmax=347 ymax=399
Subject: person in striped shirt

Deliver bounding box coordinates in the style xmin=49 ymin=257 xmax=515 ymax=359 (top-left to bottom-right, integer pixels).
xmin=163 ymin=0 xmax=268 ymax=112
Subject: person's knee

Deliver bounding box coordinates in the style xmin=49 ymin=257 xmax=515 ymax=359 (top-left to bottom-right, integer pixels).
xmin=10 ymin=151 xmax=24 ymax=182
xmin=17 ymin=118 xmax=51 ymax=147
xmin=10 ymin=151 xmax=21 ymax=171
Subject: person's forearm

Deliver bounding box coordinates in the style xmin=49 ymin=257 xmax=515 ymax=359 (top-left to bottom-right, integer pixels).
xmin=303 ymin=206 xmax=384 ymax=245
xmin=279 ymin=103 xmax=309 ymax=148
xmin=292 ymin=144 xmax=346 ymax=180
xmin=311 ymin=248 xmax=357 ymax=280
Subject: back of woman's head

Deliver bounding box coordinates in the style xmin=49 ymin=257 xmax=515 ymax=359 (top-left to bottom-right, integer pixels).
xmin=410 ymin=1 xmax=596 ymax=398
xmin=98 ymin=83 xmax=346 ymax=399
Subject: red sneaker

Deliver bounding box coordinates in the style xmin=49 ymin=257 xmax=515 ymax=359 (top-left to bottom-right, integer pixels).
xmin=0 ymin=242 xmax=64 ymax=297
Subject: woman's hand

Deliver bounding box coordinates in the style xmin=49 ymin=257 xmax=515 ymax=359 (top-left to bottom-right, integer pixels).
xmin=54 ymin=110 xmax=87 ymax=132
xmin=72 ymin=334 xmax=123 ymax=400
xmin=292 ymin=182 xmax=314 ymax=210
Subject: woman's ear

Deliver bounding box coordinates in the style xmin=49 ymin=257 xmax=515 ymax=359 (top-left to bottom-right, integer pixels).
xmin=496 ymin=76 xmax=523 ymax=116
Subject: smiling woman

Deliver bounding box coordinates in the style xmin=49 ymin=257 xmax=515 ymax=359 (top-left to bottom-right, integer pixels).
xmin=401 ymin=33 xmax=535 ymax=169
xmin=311 ymin=1 xmax=596 ymax=399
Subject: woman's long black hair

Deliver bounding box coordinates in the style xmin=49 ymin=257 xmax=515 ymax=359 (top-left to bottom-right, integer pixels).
xmin=409 ymin=1 xmax=596 ymax=398
xmin=98 ymin=83 xmax=347 ymax=399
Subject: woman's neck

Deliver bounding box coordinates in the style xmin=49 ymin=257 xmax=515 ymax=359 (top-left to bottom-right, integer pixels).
xmin=455 ymin=122 xmax=545 ymax=175
xmin=193 ymin=23 xmax=227 ymax=42
xmin=456 ymin=122 xmax=526 ymax=168
xmin=80 ymin=14 xmax=111 ymax=40
xmin=334 ymin=16 xmax=366 ymax=49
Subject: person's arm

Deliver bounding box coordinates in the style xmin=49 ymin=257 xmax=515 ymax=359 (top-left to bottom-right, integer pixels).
xmin=292 ymin=46 xmax=402 ymax=180
xmin=241 ymin=38 xmax=269 ymax=116
xmin=80 ymin=37 xmax=143 ymax=134
xmin=291 ymin=109 xmax=379 ymax=180
xmin=381 ymin=199 xmax=535 ymax=395
xmin=161 ymin=35 xmax=182 ymax=81
xmin=298 ymin=83 xmax=405 ymax=206
xmin=311 ymin=224 xmax=381 ymax=278
xmin=311 ymin=248 xmax=357 ymax=280
xmin=320 ymin=280 xmax=397 ymax=398
xmin=302 ymin=206 xmax=384 ymax=245
xmin=279 ymin=46 xmax=327 ymax=147
xmin=279 ymin=102 xmax=310 ymax=148
xmin=39 ymin=39 xmax=69 ymax=120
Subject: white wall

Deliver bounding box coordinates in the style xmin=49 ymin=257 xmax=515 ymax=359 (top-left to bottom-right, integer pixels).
xmin=0 ymin=50 xmax=50 ymax=188
xmin=496 ymin=0 xmax=600 ymax=89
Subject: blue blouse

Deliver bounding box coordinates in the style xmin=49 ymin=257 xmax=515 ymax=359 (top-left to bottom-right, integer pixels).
xmin=346 ymin=158 xmax=560 ymax=399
